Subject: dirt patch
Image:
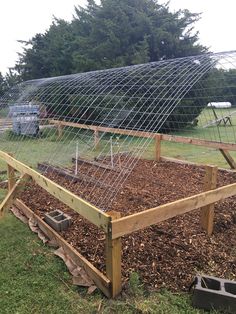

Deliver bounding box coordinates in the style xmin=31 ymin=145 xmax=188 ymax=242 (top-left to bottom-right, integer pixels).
xmin=18 ymin=160 xmax=236 ymax=291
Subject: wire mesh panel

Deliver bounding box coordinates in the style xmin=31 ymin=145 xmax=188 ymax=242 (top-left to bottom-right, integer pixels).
xmin=1 ymin=51 xmax=236 ymax=210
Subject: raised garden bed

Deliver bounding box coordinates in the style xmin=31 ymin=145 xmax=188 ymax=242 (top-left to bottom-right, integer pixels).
xmin=17 ymin=159 xmax=236 ymax=292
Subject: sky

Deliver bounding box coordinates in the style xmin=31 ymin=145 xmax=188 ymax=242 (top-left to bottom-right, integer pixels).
xmin=0 ymin=0 xmax=235 ymax=75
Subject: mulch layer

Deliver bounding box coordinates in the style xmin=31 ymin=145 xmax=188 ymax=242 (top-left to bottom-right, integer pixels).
xmin=18 ymin=159 xmax=236 ymax=292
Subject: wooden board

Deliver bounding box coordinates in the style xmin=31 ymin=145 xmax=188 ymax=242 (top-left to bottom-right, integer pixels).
xmin=37 ymin=162 xmax=108 ymax=187
xmin=49 ymin=120 xmax=154 ymax=139
xmin=50 ymin=119 xmax=236 ymax=151
xmin=0 ymin=151 xmax=110 ymax=232
xmin=71 ymin=157 xmax=120 ymax=172
xmin=14 ymin=199 xmax=111 ymax=298
xmin=111 ymin=182 xmax=236 ymax=239
xmin=160 ymin=156 xmax=236 ymax=173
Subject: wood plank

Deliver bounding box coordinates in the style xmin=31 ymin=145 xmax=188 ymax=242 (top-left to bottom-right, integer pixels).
xmin=14 ymin=199 xmax=111 ymax=298
xmin=0 ymin=151 xmax=110 ymax=232
xmin=71 ymin=157 xmax=120 ymax=172
xmin=201 ymin=165 xmax=218 ymax=235
xmin=161 ymin=134 xmax=236 ymax=151
xmin=219 ymin=149 xmax=236 ymax=169
xmin=111 ymin=182 xmax=236 ymax=239
xmin=105 ymin=211 xmax=122 ymax=298
xmin=49 ymin=119 xmax=236 ymax=151
xmin=49 ymin=120 xmax=154 ymax=139
xmin=154 ymin=134 xmax=162 ymax=162
xmin=37 ymin=162 xmax=109 ymax=187
xmin=160 ymin=156 xmax=236 ymax=173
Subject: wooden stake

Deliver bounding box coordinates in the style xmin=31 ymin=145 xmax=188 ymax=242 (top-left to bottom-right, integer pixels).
xmin=105 ymin=211 xmax=122 ymax=298
xmin=154 ymin=134 xmax=162 ymax=162
xmin=201 ymin=165 xmax=218 ymax=235
xmin=219 ymin=149 xmax=236 ymax=169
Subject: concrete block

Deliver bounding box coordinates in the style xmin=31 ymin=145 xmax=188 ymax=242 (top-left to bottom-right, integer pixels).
xmin=192 ymin=274 xmax=236 ymax=313
xmin=44 ymin=210 xmax=72 ymax=232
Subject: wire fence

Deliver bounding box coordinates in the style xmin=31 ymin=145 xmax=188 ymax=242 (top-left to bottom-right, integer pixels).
xmin=1 ymin=51 xmax=236 ymax=210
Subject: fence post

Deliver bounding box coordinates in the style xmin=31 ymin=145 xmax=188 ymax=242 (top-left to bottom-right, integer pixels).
xmin=105 ymin=211 xmax=122 ymax=298
xmin=154 ymin=134 xmax=162 ymax=162
xmin=57 ymin=121 xmax=63 ymax=139
xmin=201 ymin=165 xmax=218 ymax=235
xmin=94 ymin=128 xmax=99 ymax=149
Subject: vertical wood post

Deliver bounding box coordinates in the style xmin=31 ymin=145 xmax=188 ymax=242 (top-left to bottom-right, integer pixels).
xmin=105 ymin=211 xmax=122 ymax=298
xmin=201 ymin=165 xmax=218 ymax=235
xmin=57 ymin=121 xmax=63 ymax=139
xmin=94 ymin=128 xmax=99 ymax=149
xmin=154 ymin=134 xmax=162 ymax=162
xmin=7 ymin=153 xmax=15 ymax=192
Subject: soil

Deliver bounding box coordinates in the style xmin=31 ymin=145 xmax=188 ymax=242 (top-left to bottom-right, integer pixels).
xmin=18 ymin=159 xmax=236 ymax=291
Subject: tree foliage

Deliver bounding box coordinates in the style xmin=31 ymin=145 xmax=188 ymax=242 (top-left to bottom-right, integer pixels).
xmin=15 ymin=0 xmax=206 ymax=80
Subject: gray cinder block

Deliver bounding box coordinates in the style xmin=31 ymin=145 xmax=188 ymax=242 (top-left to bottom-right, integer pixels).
xmin=44 ymin=210 xmax=72 ymax=232
xmin=192 ymin=274 xmax=236 ymax=313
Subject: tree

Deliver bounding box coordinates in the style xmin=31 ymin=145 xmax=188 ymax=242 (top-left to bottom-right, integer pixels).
xmin=15 ymin=19 xmax=75 ymax=81
xmin=14 ymin=0 xmax=206 ymax=79
xmin=0 ymin=72 xmax=6 ymax=97
xmin=71 ymin=0 xmax=206 ymax=71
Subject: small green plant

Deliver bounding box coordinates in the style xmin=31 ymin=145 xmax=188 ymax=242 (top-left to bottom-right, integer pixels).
xmin=128 ymin=272 xmax=144 ymax=296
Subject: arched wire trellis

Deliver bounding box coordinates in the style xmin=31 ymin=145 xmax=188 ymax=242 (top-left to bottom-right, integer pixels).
xmin=1 ymin=51 xmax=236 ymax=210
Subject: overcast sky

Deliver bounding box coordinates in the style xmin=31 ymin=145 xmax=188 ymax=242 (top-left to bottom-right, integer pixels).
xmin=0 ymin=0 xmax=235 ymax=74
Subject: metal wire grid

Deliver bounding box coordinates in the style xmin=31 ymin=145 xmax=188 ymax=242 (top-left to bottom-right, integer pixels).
xmin=1 ymin=51 xmax=236 ymax=210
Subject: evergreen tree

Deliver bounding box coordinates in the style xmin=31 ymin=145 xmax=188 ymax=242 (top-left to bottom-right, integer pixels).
xmin=14 ymin=0 xmax=206 ymax=79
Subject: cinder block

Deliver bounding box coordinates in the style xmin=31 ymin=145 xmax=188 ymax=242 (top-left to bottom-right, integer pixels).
xmin=44 ymin=210 xmax=72 ymax=232
xmin=192 ymin=274 xmax=236 ymax=313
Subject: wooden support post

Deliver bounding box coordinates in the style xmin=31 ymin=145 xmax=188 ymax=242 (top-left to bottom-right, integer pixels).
xmin=105 ymin=211 xmax=122 ymax=298
xmin=0 ymin=174 xmax=29 ymax=217
xmin=57 ymin=122 xmax=63 ymax=139
xmin=219 ymin=149 xmax=236 ymax=169
xmin=154 ymin=134 xmax=162 ymax=162
xmin=7 ymin=154 xmax=16 ymax=192
xmin=201 ymin=165 xmax=218 ymax=235
xmin=94 ymin=128 xmax=99 ymax=149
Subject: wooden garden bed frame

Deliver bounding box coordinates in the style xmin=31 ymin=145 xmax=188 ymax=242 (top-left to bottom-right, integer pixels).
xmin=1 ymin=121 xmax=236 ymax=298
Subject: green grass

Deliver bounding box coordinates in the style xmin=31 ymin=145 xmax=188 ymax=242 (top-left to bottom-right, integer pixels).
xmin=0 ymin=212 xmax=208 ymax=313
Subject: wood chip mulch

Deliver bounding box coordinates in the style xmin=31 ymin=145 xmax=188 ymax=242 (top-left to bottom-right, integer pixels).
xmin=18 ymin=160 xmax=236 ymax=291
